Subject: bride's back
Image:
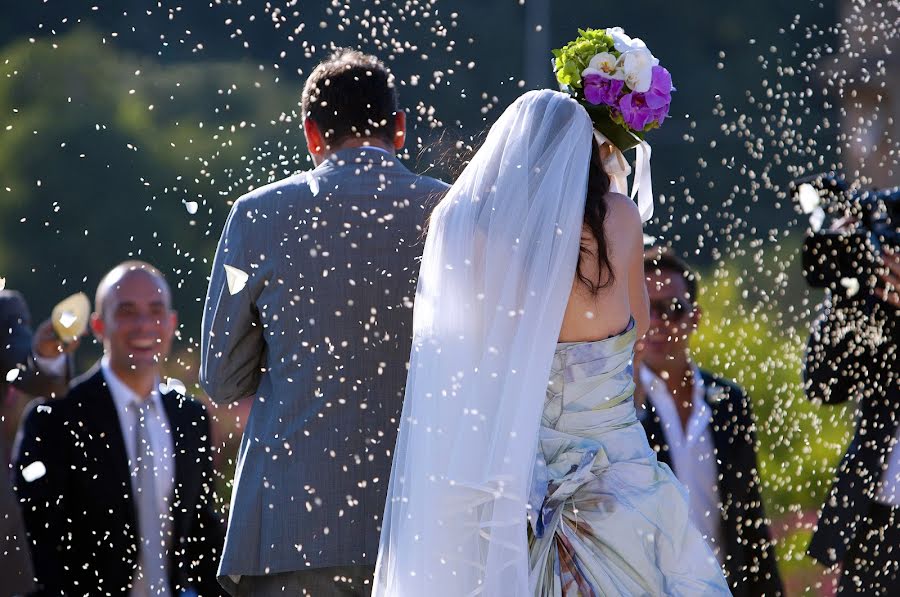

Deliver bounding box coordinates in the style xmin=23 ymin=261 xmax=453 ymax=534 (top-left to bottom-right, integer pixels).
xmin=559 ymin=190 xmax=649 ymax=342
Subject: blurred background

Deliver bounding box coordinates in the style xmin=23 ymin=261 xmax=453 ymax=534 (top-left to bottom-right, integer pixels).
xmin=1 ymin=1 xmax=897 ymax=594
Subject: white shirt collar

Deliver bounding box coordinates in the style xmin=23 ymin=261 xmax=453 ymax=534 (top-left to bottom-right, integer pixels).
xmin=641 ymin=364 xmax=706 ymax=408
xmin=357 ymin=145 xmax=395 ymax=155
xmin=325 ymin=145 xmax=396 ymax=164
xmin=640 ymin=364 xmax=710 ymax=444
xmin=100 ymin=356 xmax=163 ymax=417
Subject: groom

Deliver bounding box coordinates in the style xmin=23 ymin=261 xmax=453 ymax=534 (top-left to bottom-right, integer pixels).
xmin=201 ymin=49 xmax=448 ymax=595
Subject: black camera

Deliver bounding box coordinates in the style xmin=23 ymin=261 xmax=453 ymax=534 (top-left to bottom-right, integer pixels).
xmin=795 ymin=173 xmax=900 ymax=294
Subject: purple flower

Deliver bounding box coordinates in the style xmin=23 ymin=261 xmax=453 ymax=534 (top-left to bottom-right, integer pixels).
xmin=619 ymin=66 xmax=673 ymax=130
xmin=649 ymin=65 xmax=673 ymax=97
xmin=645 ymin=65 xmax=673 ymax=124
xmin=619 ymin=92 xmax=655 ymax=131
xmin=583 ymin=74 xmax=625 ymax=107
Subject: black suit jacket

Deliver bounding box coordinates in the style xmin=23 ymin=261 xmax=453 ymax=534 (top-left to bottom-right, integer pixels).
xmin=638 ymin=369 xmax=784 ymax=597
xmin=804 ymin=296 xmax=899 ymax=567
xmin=1 ymin=290 xmax=71 ymax=597
xmin=13 ymin=366 xmax=226 ymax=596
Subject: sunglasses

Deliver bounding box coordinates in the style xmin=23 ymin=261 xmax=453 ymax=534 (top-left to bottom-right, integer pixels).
xmin=648 ymin=297 xmax=692 ymax=321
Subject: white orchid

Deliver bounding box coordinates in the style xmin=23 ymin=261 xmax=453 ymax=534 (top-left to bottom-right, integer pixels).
xmin=607 ymin=27 xmax=649 ymax=53
xmin=619 ymin=48 xmax=658 ymax=93
xmin=582 ymin=52 xmax=624 ymax=79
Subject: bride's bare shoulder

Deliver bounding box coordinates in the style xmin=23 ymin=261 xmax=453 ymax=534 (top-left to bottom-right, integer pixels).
xmin=603 ymin=192 xmax=641 ymax=229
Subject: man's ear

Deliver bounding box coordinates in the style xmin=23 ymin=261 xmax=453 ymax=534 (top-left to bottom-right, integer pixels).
xmin=393 ymin=110 xmax=407 ymax=151
xmin=303 ymin=118 xmax=325 ymax=160
xmin=90 ymin=312 xmax=105 ymax=342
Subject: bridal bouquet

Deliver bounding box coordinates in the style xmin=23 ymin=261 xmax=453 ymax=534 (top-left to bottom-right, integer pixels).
xmin=553 ymin=27 xmax=674 ymax=150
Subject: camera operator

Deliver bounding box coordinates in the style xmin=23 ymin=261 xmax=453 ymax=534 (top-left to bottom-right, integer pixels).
xmin=805 ymin=238 xmax=899 ymax=595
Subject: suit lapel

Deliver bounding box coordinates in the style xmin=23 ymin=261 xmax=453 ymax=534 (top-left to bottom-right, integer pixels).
xmin=80 ymin=366 xmax=139 ymax=542
xmin=641 ymin=373 xmax=730 ymax=473
xmin=700 ymin=372 xmax=736 ymax=504
xmin=700 ymin=371 xmax=747 ymax=586
xmin=161 ymin=392 xmax=198 ymax=544
xmin=701 ymin=373 xmax=734 ymax=466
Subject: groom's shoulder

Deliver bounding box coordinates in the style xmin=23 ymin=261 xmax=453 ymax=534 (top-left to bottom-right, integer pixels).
xmin=413 ymin=173 xmax=451 ymax=195
xmin=400 ymin=177 xmax=449 ymax=216
xmin=233 ymin=171 xmax=314 ymax=211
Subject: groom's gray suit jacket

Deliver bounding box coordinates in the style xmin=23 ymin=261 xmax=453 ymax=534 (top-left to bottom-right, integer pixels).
xmin=201 ymin=147 xmax=448 ymax=578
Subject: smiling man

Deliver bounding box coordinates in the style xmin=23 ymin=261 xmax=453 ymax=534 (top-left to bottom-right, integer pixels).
xmin=14 ymin=261 xmax=225 ymax=596
xmin=635 ymin=248 xmax=784 ymax=597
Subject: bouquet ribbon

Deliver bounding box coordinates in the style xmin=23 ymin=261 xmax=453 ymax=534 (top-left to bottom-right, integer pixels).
xmin=593 ymin=129 xmax=654 ymax=223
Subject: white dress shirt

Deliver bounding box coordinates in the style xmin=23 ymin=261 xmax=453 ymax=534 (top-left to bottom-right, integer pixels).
xmin=876 ymin=431 xmax=900 ymax=506
xmin=101 ymin=358 xmax=174 ymax=597
xmin=640 ymin=364 xmax=724 ymax=564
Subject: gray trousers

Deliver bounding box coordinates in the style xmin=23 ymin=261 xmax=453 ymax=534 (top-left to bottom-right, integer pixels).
xmin=224 ymin=566 xmax=374 ymax=597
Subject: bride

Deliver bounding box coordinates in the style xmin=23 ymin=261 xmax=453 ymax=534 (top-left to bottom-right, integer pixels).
xmin=374 ymin=33 xmax=731 ymax=596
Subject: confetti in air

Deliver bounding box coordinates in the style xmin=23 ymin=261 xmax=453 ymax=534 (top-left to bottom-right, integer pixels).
xmin=840 ymin=277 xmax=861 ymax=298
xmin=21 ymin=461 xmax=47 ymax=483
xmin=0 ymin=2 xmax=897 ymax=593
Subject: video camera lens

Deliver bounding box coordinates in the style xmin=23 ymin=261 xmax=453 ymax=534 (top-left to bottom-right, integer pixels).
xmin=795 ymin=173 xmax=900 ymax=296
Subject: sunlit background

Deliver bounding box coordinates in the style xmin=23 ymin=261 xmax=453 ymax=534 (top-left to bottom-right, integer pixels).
xmin=1 ymin=2 xmax=896 ymax=594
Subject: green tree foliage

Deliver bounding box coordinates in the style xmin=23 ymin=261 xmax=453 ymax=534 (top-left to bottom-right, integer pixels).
xmin=0 ymin=28 xmax=300 ymax=347
xmin=693 ymin=265 xmax=853 ymax=588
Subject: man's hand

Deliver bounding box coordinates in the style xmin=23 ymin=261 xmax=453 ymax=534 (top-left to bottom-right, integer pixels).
xmin=32 ymin=318 xmax=81 ymax=359
xmin=875 ymin=249 xmax=900 ymax=309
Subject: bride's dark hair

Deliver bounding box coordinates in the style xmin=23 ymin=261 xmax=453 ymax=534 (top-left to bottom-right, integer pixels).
xmin=577 ymin=137 xmax=615 ymax=294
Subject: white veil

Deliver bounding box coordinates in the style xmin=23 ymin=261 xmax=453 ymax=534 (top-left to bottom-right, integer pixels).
xmin=373 ymin=90 xmax=593 ymax=596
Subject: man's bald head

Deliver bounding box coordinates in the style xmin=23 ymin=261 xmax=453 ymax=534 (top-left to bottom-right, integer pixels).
xmin=95 ymin=261 xmax=172 ymax=320
xmin=90 ymin=261 xmax=177 ymax=389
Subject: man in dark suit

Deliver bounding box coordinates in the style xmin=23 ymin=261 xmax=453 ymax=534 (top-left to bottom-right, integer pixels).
xmin=804 ymin=249 xmax=899 ymax=595
xmin=14 ymin=262 xmax=225 ymax=596
xmin=1 ymin=289 xmax=79 ymax=596
xmin=200 ymin=49 xmax=448 ymax=595
xmin=1 ymin=289 xmax=76 ymax=401
xmin=635 ymin=249 xmax=784 ymax=597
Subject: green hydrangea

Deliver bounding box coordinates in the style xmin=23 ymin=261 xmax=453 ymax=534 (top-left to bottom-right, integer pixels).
xmin=552 ymin=28 xmax=615 ymax=89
